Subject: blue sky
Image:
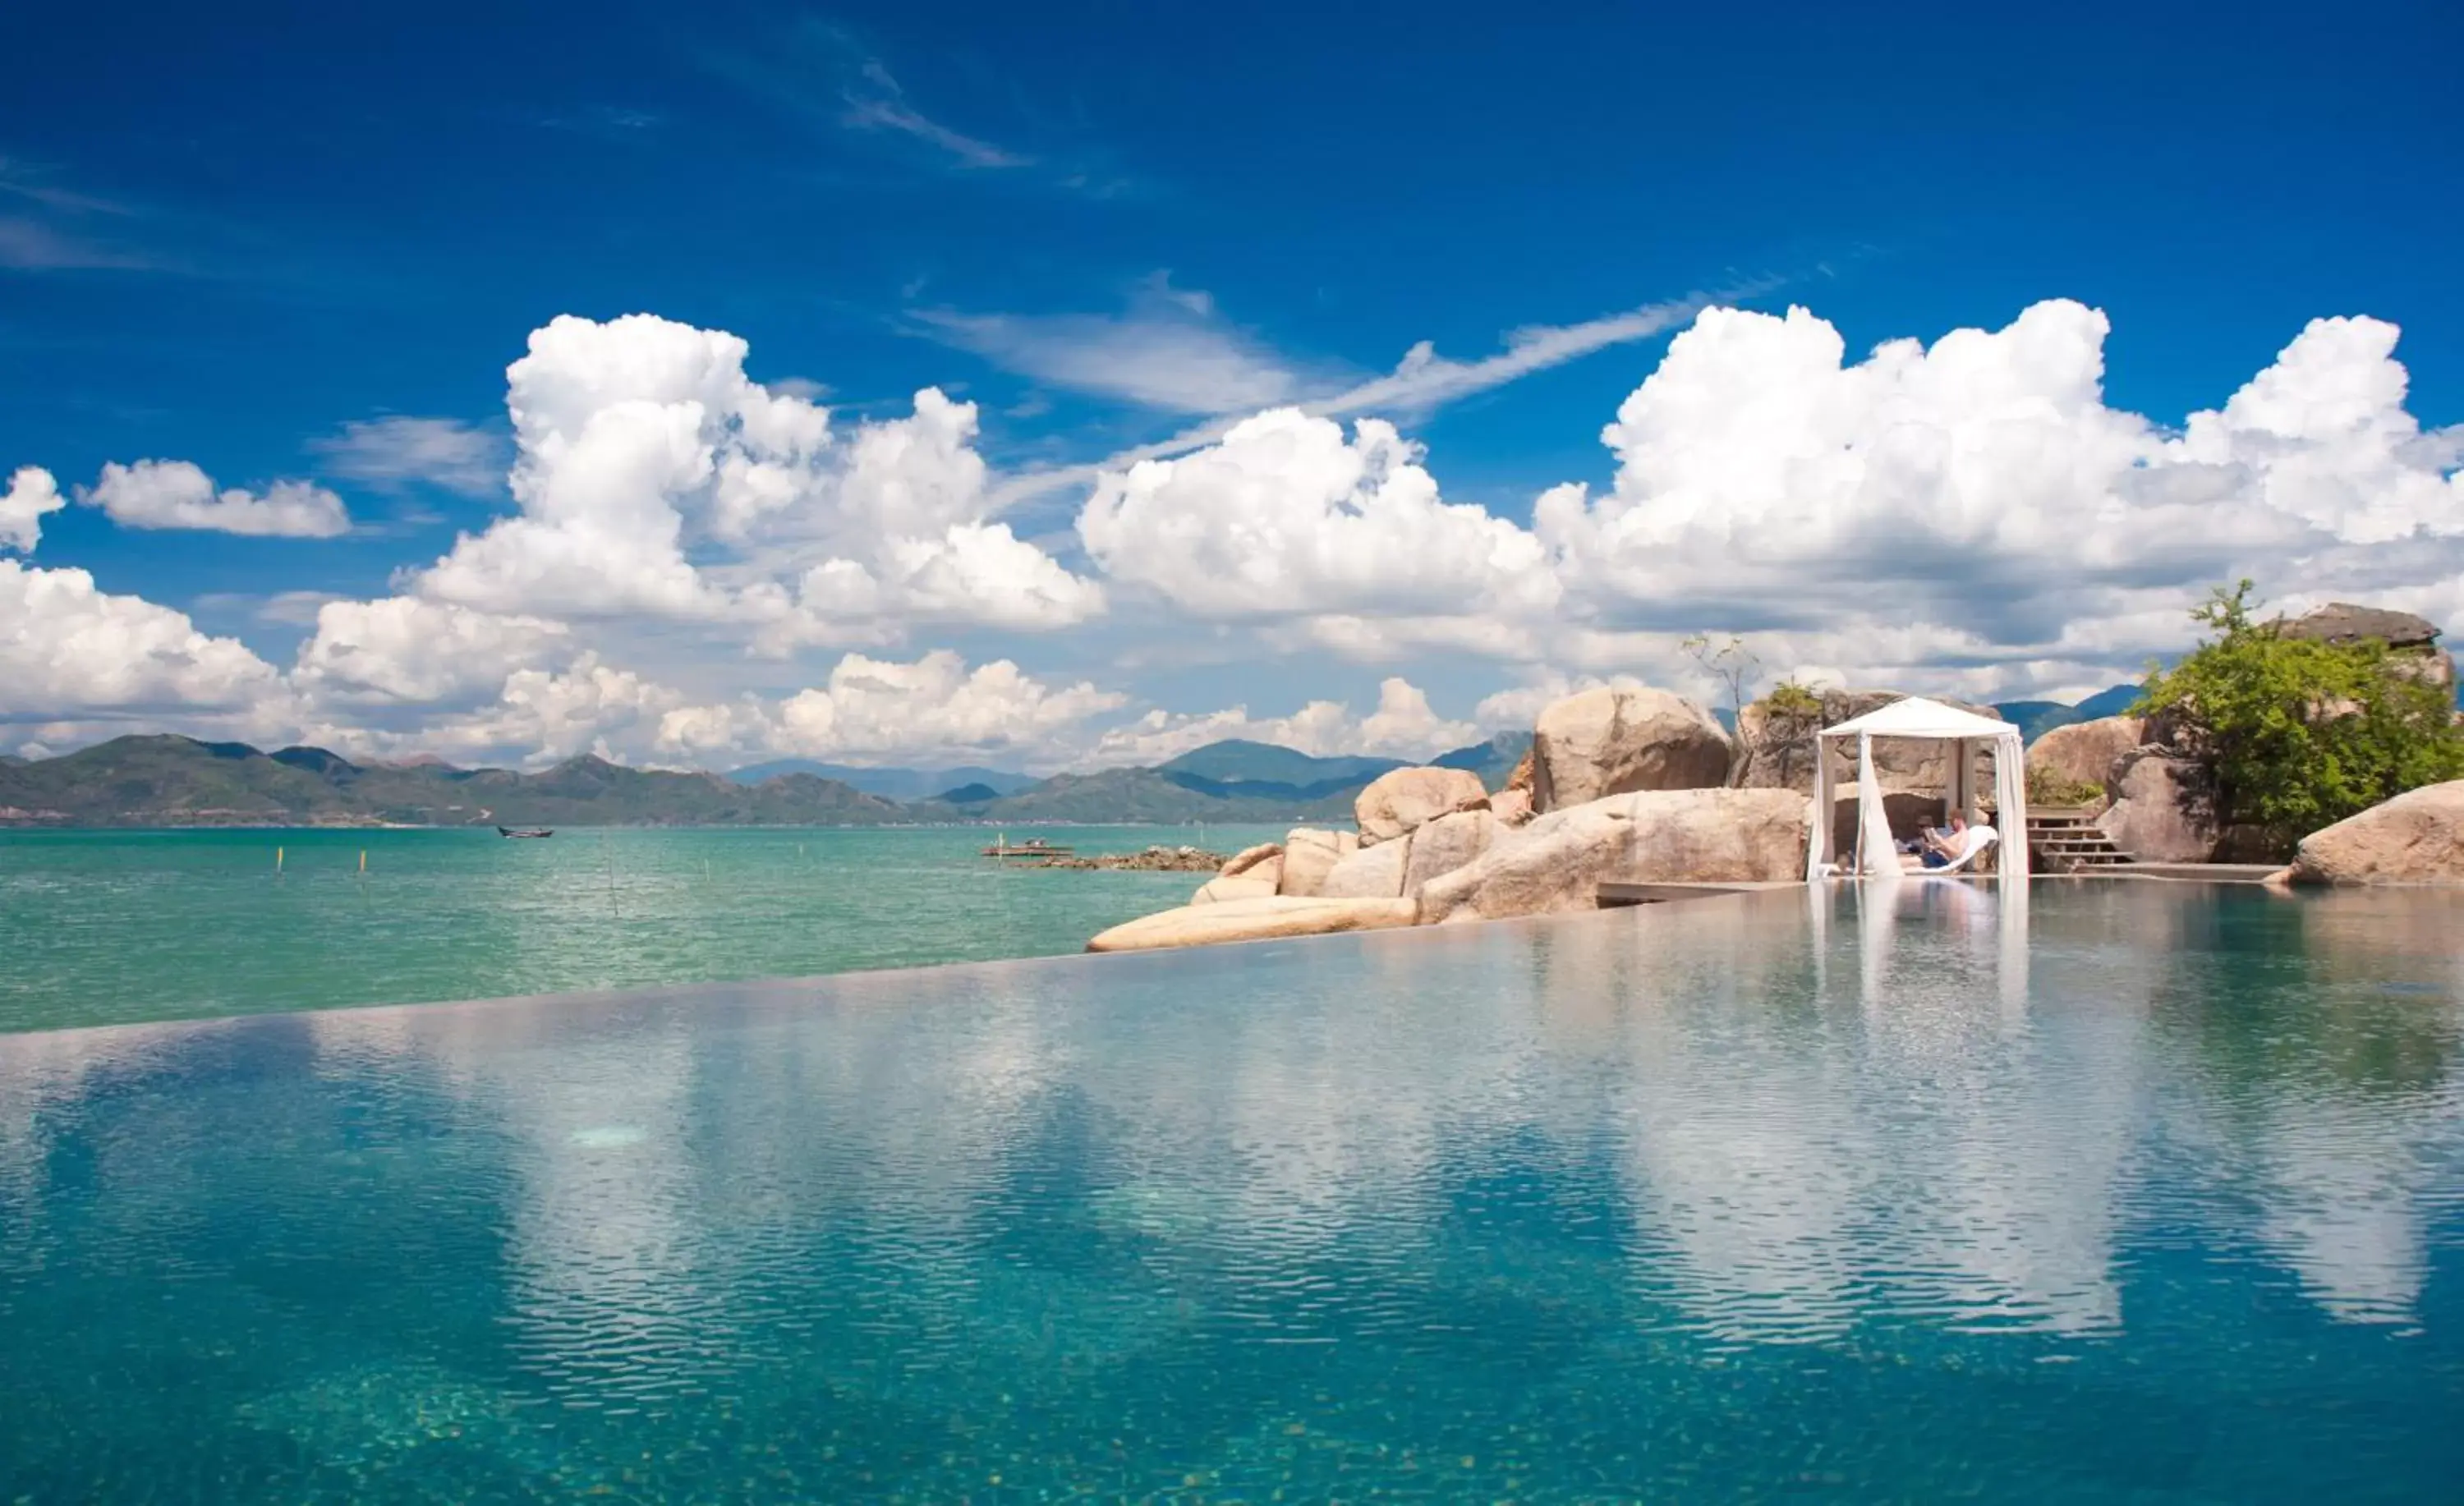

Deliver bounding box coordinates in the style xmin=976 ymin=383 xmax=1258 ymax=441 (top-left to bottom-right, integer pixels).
xmin=2 ymin=0 xmax=2459 ymax=769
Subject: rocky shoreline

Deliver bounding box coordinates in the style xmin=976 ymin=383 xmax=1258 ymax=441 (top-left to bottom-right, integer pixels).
xmin=1087 ymin=603 xmax=2464 ymax=954
xmin=1024 ymin=845 xmax=1229 ymax=871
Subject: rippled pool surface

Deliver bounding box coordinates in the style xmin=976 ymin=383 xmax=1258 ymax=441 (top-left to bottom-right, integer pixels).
xmin=3 ymin=882 xmax=2462 ymax=1502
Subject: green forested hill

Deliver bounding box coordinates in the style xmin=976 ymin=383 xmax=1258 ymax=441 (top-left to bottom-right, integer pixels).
xmin=0 ymin=737 xmax=904 ymax=827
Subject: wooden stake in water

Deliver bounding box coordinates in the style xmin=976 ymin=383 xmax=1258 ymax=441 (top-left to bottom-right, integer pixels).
xmin=359 ymin=848 xmax=367 ymax=875
xmin=275 ymin=846 xmax=284 ymax=875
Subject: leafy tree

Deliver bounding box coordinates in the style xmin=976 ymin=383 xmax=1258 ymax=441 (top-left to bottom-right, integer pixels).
xmin=2135 ymin=581 xmax=2464 ymax=843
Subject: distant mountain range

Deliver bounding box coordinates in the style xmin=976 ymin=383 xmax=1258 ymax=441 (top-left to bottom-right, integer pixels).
xmin=725 ymin=758 xmax=1041 ymax=801
xmin=1988 ymin=684 xmax=2142 ymax=742
xmin=8 ymin=696 xmax=2193 ymax=829
xmin=0 ymin=731 xmax=1534 ymax=829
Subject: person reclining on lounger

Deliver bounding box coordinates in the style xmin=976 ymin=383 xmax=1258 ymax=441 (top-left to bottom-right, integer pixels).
xmin=1910 ymin=812 xmax=1996 ymax=871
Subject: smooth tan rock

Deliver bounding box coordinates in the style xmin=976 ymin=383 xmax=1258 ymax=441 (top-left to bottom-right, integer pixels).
xmin=1402 ymin=808 xmax=1499 ymax=896
xmin=2286 ymin=780 xmax=2464 ymax=884
xmin=2028 ymin=715 xmax=2143 ymax=797
xmin=1419 ymin=787 xmax=1810 ymax=923
xmin=1616 ymin=787 xmax=1811 ymax=884
xmin=1087 ymin=895 xmax=1420 ymax=953
xmin=1320 ymin=835 xmax=1411 ymax=898
xmin=1218 ymin=842 xmax=1283 ymax=879
xmin=1191 ymin=875 xmax=1277 ymax=905
xmin=1355 ymin=766 xmax=1488 ymax=844
xmin=2094 ymin=749 xmax=2218 ymax=862
xmin=1419 ymin=804 xmax=1630 ymax=923
xmin=1277 ymin=829 xmax=1345 ymax=897
xmin=1489 ymin=787 xmax=1534 ymax=826
xmin=1531 ymin=687 xmax=1733 ymax=812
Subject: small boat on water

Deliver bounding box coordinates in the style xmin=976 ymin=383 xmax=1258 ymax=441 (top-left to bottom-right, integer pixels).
xmin=496 ymin=825 xmax=554 ymax=839
xmin=981 ymin=833 xmax=1072 ymax=858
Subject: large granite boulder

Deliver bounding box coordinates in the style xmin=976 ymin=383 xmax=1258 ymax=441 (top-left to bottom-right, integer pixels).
xmin=1734 ymin=688 xmax=2005 ymax=795
xmin=2028 ymin=715 xmax=2144 ymax=800
xmin=1087 ymin=895 xmax=1420 ymax=953
xmin=2282 ymin=602 xmax=2453 ymax=691
xmin=1402 ymin=808 xmax=1499 ymax=896
xmin=1489 ymin=787 xmax=1534 ymax=826
xmin=1419 ymin=788 xmax=1811 ymax=924
xmin=1319 ymin=836 xmax=1411 ymax=898
xmin=1217 ymin=843 xmax=1283 ymax=879
xmin=2094 ymin=748 xmax=2218 ymax=862
xmin=1354 ymin=766 xmax=1487 ymax=845
xmin=2284 ymin=780 xmax=2464 ymax=884
xmin=1191 ymin=873 xmax=1277 ymax=905
xmin=1530 ymin=687 xmax=1733 ymax=812
xmin=1276 ymin=828 xmax=1356 ymax=898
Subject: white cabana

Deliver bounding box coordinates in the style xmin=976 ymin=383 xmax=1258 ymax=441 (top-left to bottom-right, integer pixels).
xmin=1804 ymin=696 xmax=2030 ymax=882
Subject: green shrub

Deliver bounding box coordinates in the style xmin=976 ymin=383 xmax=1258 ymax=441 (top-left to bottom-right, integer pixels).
xmin=1762 ymin=678 xmax=1824 ymax=723
xmin=2135 ymin=581 xmax=2464 ymax=844
xmin=2026 ymin=767 xmax=2104 ymax=808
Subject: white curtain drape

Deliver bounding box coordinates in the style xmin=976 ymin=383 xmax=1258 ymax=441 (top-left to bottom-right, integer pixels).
xmin=1806 ymin=736 xmax=1836 ymax=880
xmin=1992 ymin=728 xmax=2030 ymax=880
xmin=1856 ymin=733 xmax=1899 ymax=881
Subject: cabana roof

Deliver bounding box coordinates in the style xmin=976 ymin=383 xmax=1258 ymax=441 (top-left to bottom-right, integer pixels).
xmin=1817 ymin=696 xmax=2017 ymax=742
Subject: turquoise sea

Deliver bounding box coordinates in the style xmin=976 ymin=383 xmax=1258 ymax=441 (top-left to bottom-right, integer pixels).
xmin=0 ymin=825 xmax=1288 ymax=1035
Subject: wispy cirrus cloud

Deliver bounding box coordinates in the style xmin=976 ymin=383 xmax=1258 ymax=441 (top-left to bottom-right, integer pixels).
xmin=705 ymin=24 xmax=1036 ymax=175
xmin=990 ymin=284 xmax=1756 ymax=505
xmin=0 ymin=154 xmax=159 ymax=273
xmin=913 ymin=273 xmax=1303 ymax=413
xmin=839 ymin=59 xmax=1031 ymax=170
xmin=309 ymin=416 xmax=504 ymax=498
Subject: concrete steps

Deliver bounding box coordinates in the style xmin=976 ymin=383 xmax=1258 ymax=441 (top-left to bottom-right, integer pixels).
xmin=2027 ymin=805 xmax=2135 ymax=873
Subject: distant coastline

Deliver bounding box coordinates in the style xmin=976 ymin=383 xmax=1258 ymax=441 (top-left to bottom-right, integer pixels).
xmin=0 ymin=732 xmax=1531 ymax=831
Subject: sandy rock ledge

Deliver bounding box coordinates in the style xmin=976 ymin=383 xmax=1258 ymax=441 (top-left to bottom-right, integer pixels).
xmin=1087 ymin=896 xmax=1422 ymax=953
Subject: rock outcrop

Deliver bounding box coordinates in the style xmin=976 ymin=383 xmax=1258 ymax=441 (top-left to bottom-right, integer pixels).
xmin=1217 ymin=843 xmax=1283 ymax=879
xmin=1401 ymin=808 xmax=1499 ymax=896
xmin=2282 ymin=602 xmax=2454 ymax=691
xmin=1418 ymin=787 xmax=1811 ymax=924
xmin=1488 ymin=788 xmax=1533 ymax=826
xmin=1354 ymin=766 xmax=1487 ymax=845
xmin=1191 ymin=874 xmax=1278 ymax=905
xmin=2028 ymin=715 xmax=2144 ymax=798
xmin=2284 ymin=780 xmax=2464 ymax=884
xmin=1319 ymin=836 xmax=1411 ymax=898
xmin=2094 ymin=748 xmax=2219 ymax=862
xmin=1276 ymin=828 xmax=1357 ymax=897
xmin=1087 ymin=895 xmax=1421 ymax=953
xmin=1529 ymin=687 xmax=1733 ymax=812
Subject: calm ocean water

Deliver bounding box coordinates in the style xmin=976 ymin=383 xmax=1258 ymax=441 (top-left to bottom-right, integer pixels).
xmin=0 ymin=825 xmax=1288 ymax=1034
xmin=1 ymin=882 xmax=2458 ymax=1501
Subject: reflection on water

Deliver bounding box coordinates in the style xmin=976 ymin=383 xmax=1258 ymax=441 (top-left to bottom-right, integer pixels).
xmin=2 ymin=883 xmax=2461 ymax=1500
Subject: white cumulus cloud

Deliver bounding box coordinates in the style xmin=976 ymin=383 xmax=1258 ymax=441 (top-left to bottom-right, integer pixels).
xmin=292 ymin=597 xmax=572 ymax=708
xmin=1 ymin=466 xmax=64 ymax=552
xmin=1531 ymin=300 xmax=2464 ymax=691
xmin=657 ymin=650 xmax=1125 ymax=767
xmin=413 ymin=313 xmax=1102 ymax=645
xmin=0 ymin=559 xmax=288 ymax=719
xmin=81 ymin=459 xmax=352 ymax=538
xmin=1078 ymin=408 xmax=1556 ymax=649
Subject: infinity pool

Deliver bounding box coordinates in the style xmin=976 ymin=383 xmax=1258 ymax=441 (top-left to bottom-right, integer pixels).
xmin=3 ymin=882 xmax=2460 ymax=1501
